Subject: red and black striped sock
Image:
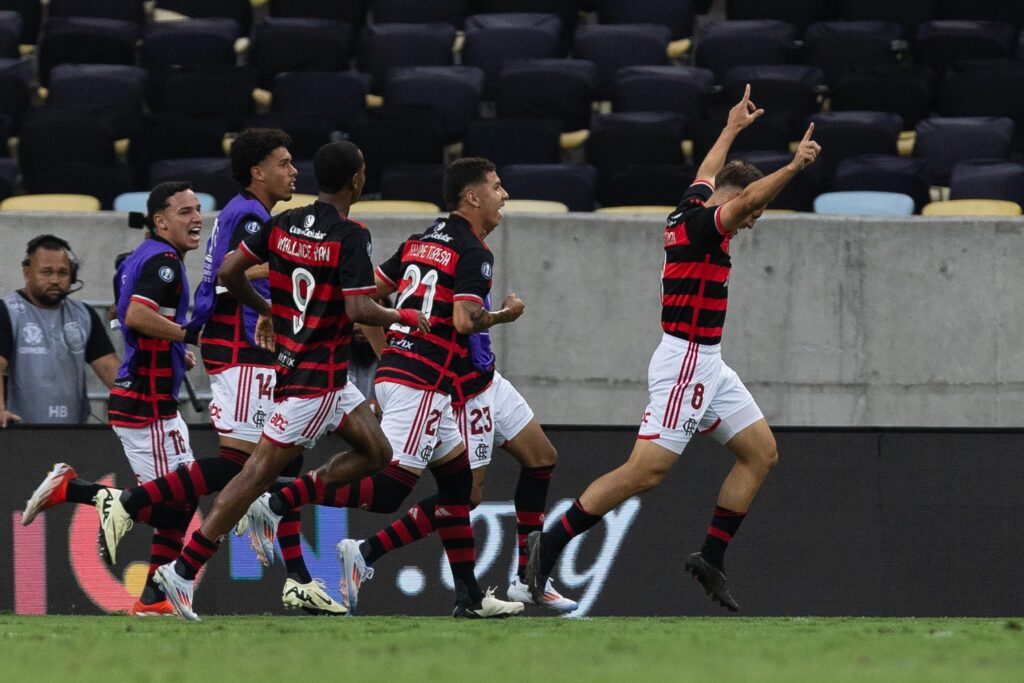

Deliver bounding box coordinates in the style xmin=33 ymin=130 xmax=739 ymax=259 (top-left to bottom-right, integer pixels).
xmin=363 ymin=493 xmax=438 ymax=565
xmin=540 ymin=499 xmax=602 ymax=576
xmin=120 ymin=449 xmax=245 ymax=516
xmin=430 ymin=452 xmax=482 ymax=605
xmin=277 ymin=510 xmax=312 ymax=584
xmin=146 ymin=527 xmax=185 ymax=593
xmin=699 ymin=506 xmax=747 ymax=571
xmin=175 ymin=529 xmax=220 ymax=581
xmin=269 ymin=471 xmax=326 ymax=515
xmin=514 ymin=465 xmax=555 ymax=580
xmin=315 ymin=464 xmax=418 ymax=513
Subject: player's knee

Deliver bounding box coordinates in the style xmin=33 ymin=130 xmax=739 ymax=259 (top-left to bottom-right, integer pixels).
xmin=537 ymin=442 xmax=557 ymax=467
xmin=367 ymin=435 xmax=392 ymax=471
xmin=628 ymin=462 xmax=668 ymax=494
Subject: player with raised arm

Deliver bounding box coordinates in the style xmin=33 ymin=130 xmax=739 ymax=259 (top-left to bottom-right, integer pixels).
xmin=525 ymin=85 xmax=821 ymax=611
xmin=245 ymin=158 xmax=527 ymax=618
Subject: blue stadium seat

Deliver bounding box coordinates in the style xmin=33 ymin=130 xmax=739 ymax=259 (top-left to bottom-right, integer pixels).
xmin=813 ymin=190 xmax=915 ymax=215
xmin=149 ymin=158 xmax=236 ymax=209
xmin=114 ymin=191 xmax=217 ymax=212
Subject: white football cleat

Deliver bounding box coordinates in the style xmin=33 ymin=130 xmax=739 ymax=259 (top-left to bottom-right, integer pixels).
xmin=233 ymin=513 xmax=249 ymax=537
xmin=336 ymin=538 xmax=373 ymax=613
xmin=453 ymin=587 xmax=524 ymax=619
xmin=94 ymin=487 xmax=131 ymax=565
xmin=245 ymin=492 xmax=282 ymax=566
xmin=153 ymin=562 xmax=200 ymax=622
xmin=507 ymin=577 xmax=578 ymax=613
xmin=282 ymin=578 xmax=348 ymax=616
xmin=23 ymin=463 xmax=76 ymax=526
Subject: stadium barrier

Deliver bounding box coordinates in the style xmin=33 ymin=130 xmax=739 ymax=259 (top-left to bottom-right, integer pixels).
xmin=3 ymin=425 xmax=1021 ymax=617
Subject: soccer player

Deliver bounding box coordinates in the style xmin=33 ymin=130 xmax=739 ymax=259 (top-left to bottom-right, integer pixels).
xmin=334 ymin=316 xmax=577 ymax=613
xmin=525 ymin=85 xmax=821 ymax=611
xmin=96 ymin=129 xmax=342 ymax=614
xmin=245 ymin=158 xmax=527 ymax=618
xmin=136 ymin=141 xmax=415 ymax=621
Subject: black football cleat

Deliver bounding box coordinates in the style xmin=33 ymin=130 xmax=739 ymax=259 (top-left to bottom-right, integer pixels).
xmin=685 ymin=552 xmax=739 ymax=612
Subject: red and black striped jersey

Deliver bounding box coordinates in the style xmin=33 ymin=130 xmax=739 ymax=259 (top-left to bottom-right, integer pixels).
xmin=108 ymin=242 xmax=188 ymax=427
xmin=199 ymin=192 xmax=275 ymax=374
xmin=375 ymin=214 xmax=493 ymax=394
xmin=661 ymin=179 xmax=731 ymax=345
xmin=239 ymin=201 xmax=376 ymax=400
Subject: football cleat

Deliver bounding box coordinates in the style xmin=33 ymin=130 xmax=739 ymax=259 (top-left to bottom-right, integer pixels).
xmin=523 ymin=530 xmax=549 ymax=606
xmin=507 ymin=577 xmax=578 ymax=613
xmin=22 ymin=463 xmax=76 ymax=526
xmin=336 ymin=539 xmax=373 ymax=613
xmin=453 ymin=588 xmax=524 ymax=619
xmin=245 ymin=492 xmax=282 ymax=567
xmin=282 ymin=578 xmax=348 ymax=616
xmin=94 ymin=487 xmax=131 ymax=565
xmin=153 ymin=562 xmax=200 ymax=622
xmin=685 ymin=551 xmax=739 ymax=612
xmin=129 ymin=598 xmax=177 ymax=617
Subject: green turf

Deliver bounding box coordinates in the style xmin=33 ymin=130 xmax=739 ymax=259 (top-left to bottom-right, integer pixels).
xmin=1 ymin=615 xmax=1022 ymax=682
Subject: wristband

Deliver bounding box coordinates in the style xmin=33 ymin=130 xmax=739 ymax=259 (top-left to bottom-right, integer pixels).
xmin=397 ymin=308 xmax=420 ymax=328
xmin=183 ymin=327 xmax=200 ymax=345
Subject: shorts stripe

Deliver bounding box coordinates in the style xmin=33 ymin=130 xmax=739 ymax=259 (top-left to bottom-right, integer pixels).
xmin=301 ymin=393 xmax=332 ymax=440
xmin=241 ymin=366 xmax=252 ymax=423
xmin=403 ymin=392 xmax=433 ymax=454
xmin=664 ymin=341 xmax=698 ymax=429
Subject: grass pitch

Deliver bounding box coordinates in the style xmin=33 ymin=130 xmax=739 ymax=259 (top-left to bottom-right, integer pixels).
xmin=1 ymin=615 xmax=1022 ymax=682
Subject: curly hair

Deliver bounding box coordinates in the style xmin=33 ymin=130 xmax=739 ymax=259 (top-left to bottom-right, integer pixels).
xmin=230 ymin=128 xmax=293 ymax=188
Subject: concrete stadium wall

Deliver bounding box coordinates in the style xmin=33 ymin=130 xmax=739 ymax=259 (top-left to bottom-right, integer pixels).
xmin=1 ymin=210 xmax=1022 ymax=427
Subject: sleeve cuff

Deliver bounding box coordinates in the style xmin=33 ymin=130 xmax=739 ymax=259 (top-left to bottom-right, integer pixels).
xmin=453 ymin=293 xmax=484 ymax=305
xmin=129 ymin=294 xmax=159 ymax=311
xmin=375 ymin=267 xmax=397 ymax=289
xmin=238 ymin=241 xmax=261 ymax=264
xmin=714 ymin=205 xmax=727 ymax=235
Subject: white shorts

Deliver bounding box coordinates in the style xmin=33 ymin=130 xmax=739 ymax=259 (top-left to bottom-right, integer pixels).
xmin=261 ymin=383 xmax=366 ymax=449
xmin=113 ymin=413 xmax=195 ymax=485
xmin=638 ymin=334 xmax=763 ymax=454
xmin=377 ymin=381 xmax=462 ymax=470
xmin=455 ymin=371 xmax=535 ymax=469
xmin=208 ymin=365 xmax=276 ymax=443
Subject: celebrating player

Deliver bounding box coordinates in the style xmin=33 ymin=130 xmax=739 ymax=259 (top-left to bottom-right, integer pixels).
xmin=525 ymin=85 xmax=821 ymax=611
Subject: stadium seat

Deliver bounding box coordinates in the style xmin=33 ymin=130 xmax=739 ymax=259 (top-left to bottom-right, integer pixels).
xmin=462 ymin=14 xmax=562 ymax=98
xmin=114 ymin=191 xmax=217 ymax=212
xmin=269 ymin=0 xmax=368 ymax=28
xmin=463 ymin=119 xmax=561 ymax=167
xmin=495 ymin=59 xmax=597 ymax=133
xmin=350 ymin=200 xmax=441 ymax=215
xmin=141 ymin=19 xmax=240 ymax=87
xmin=348 ymin=114 xmax=446 ymax=194
xmin=736 ymin=150 xmax=820 ymax=211
xmin=128 ymin=118 xmax=228 ymax=187
xmin=595 ymin=205 xmax=674 ymax=214
xmin=150 ymin=65 xmax=257 ymax=130
xmin=914 ymin=21 xmax=1018 ymax=75
xmin=830 ymin=66 xmax=934 ymax=130
xmin=587 ymin=112 xmax=686 ymax=172
xmin=914 ymin=116 xmax=1015 ymax=185
xmin=695 ymin=20 xmax=797 ymax=80
xmin=0 ymin=59 xmax=33 ymax=131
xmin=0 ymin=0 xmax=41 ymax=44
xmin=0 ymin=11 xmax=21 ymax=58
xmin=48 ymin=0 xmax=145 ymax=24
xmin=36 ymin=17 xmax=139 ymax=85
xmin=597 ymin=0 xmax=694 ymax=57
xmin=726 ymin=0 xmax=833 ymax=33
xmin=149 ymin=157 xmax=236 ymax=209
xmin=573 ymin=24 xmax=671 ymax=99
xmin=250 ymin=18 xmax=354 ymax=90
xmin=921 ymin=199 xmax=1022 ymax=216
xmin=807 ymin=111 xmax=903 ymax=178
xmin=380 ymin=163 xmax=445 ymax=207
xmin=471 ymin=0 xmax=579 ymax=50
xmin=611 ymin=66 xmax=714 ymax=123
xmin=0 ymin=157 xmax=15 ymax=200
xmin=722 ymin=65 xmax=825 ymax=140
xmin=936 ymin=0 xmax=1024 ymax=26
xmin=156 ymin=0 xmax=253 ymax=34
xmin=501 ymin=199 xmax=569 ymax=213
xmin=45 ymin=64 xmax=147 ymax=139
xmin=838 ymin=0 xmax=935 ymax=38
xmin=936 ymin=64 xmax=1024 ymax=141
xmin=949 ymin=160 xmax=1024 ymax=205
xmin=29 ymin=163 xmax=133 ymax=209
xmin=597 ymin=164 xmax=695 ymax=207
xmin=813 ymin=191 xmax=915 ymax=216
xmin=357 ymin=23 xmax=456 ymax=94
xmin=384 ymin=66 xmax=484 ymax=142
xmin=804 ymin=21 xmax=902 ymax=84
xmin=17 ymin=112 xmax=118 ymax=191
xmin=500 ymin=163 xmax=597 ymax=212
xmin=833 ymin=155 xmax=931 ymax=212
xmin=0 ymin=193 xmax=101 ymax=211
xmin=371 ymin=0 xmax=468 ymax=27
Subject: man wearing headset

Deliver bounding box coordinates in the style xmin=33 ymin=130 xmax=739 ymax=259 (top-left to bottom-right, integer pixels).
xmin=0 ymin=234 xmax=119 ymax=427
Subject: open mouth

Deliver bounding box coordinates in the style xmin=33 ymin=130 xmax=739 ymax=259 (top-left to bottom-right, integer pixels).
xmin=188 ymin=227 xmax=202 ymax=239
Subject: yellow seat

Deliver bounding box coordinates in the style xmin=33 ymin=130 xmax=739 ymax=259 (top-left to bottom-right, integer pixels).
xmin=501 ymin=199 xmax=569 ymax=214
xmin=596 ymin=205 xmax=675 ymax=215
xmin=921 ymin=199 xmax=1022 ymax=216
xmin=271 ymin=194 xmax=318 ymax=212
xmin=0 ymin=194 xmax=101 ymax=212
xmin=351 ymin=200 xmax=441 ymax=214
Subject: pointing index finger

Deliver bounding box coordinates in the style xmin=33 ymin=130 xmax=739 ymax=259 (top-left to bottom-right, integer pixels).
xmin=802 ymin=122 xmax=815 ymax=144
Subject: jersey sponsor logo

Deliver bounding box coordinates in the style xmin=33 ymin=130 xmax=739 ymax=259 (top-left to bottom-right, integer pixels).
xmin=158 ymin=266 xmax=175 ymax=282
xmin=289 ymin=225 xmax=327 ymax=240
xmin=244 ymin=220 xmax=261 ymax=234
xmin=406 ymin=242 xmax=453 ymax=269
xmin=21 ymin=322 xmax=43 ymax=346
xmin=269 ymin=412 xmax=289 ymax=432
xmin=209 ymin=402 xmax=223 ymax=420
xmin=481 ymin=262 xmax=492 ymax=279
xmin=275 ymin=234 xmax=334 ymax=263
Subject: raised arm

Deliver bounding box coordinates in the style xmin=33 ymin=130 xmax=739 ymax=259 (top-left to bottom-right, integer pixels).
xmin=695 ymin=83 xmax=764 ymax=182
